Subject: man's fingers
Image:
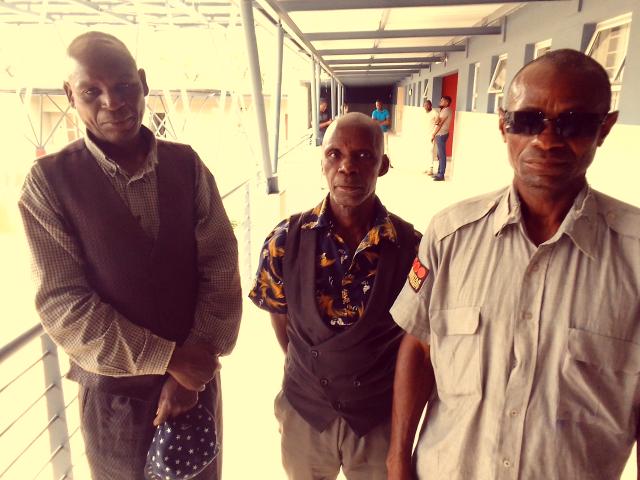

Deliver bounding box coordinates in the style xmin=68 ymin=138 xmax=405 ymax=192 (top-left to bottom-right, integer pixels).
xmin=154 ymin=400 xmax=171 ymax=426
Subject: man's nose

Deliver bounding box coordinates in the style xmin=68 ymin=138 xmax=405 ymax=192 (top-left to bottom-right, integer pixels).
xmin=533 ymin=119 xmax=565 ymax=150
xmin=101 ymin=90 xmax=126 ymax=110
xmin=338 ymin=156 xmax=358 ymax=174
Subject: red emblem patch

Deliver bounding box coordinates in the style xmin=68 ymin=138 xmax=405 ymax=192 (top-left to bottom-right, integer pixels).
xmin=408 ymin=257 xmax=429 ymax=292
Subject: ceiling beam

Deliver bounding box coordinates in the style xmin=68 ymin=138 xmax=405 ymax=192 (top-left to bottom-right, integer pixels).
xmin=258 ymin=0 xmax=337 ymax=80
xmin=66 ymin=0 xmax=135 ymax=24
xmin=327 ymin=56 xmax=442 ymax=65
xmin=281 ymin=0 xmax=567 ymax=11
xmin=319 ymin=45 xmax=465 ymax=55
xmin=306 ymin=26 xmax=501 ymax=41
xmin=0 ymin=2 xmax=54 ymax=22
xmin=333 ymin=65 xmax=426 ymax=71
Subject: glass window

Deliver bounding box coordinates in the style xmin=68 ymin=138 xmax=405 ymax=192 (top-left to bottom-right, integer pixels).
xmin=471 ymin=62 xmax=480 ymax=112
xmin=534 ymin=39 xmax=552 ymax=59
xmin=488 ymin=54 xmax=507 ymax=94
xmin=587 ymin=13 xmax=632 ymax=110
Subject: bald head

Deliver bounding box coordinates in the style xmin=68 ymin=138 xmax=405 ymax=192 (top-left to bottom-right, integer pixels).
xmin=323 ymin=112 xmax=384 ymax=154
xmin=506 ymin=49 xmax=611 ymax=112
xmin=66 ymin=31 xmax=137 ymax=80
xmin=63 ymin=31 xmax=148 ymax=148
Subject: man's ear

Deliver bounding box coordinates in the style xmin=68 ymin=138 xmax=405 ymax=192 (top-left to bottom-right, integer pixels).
xmin=498 ymin=108 xmax=508 ymax=143
xmin=63 ymin=81 xmax=75 ymax=108
xmin=379 ymin=154 xmax=390 ymax=177
xmin=138 ymin=68 xmax=150 ymax=97
xmin=597 ymin=111 xmax=618 ymax=147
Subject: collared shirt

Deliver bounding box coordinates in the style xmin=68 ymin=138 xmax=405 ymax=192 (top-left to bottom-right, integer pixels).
xmin=425 ymin=109 xmax=439 ymax=135
xmin=18 ymin=127 xmax=242 ymax=377
xmin=371 ymin=109 xmax=390 ymax=132
xmin=437 ymin=107 xmax=452 ymax=136
xmin=249 ymin=195 xmax=416 ymax=330
xmin=391 ymin=184 xmax=640 ymax=480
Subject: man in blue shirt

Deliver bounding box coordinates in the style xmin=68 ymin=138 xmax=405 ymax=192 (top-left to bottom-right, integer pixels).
xmin=371 ymin=100 xmax=391 ymax=153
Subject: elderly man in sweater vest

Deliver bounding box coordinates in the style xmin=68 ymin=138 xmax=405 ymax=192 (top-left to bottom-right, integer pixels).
xmin=18 ymin=31 xmax=241 ymax=479
xmin=250 ymin=113 xmax=420 ymax=479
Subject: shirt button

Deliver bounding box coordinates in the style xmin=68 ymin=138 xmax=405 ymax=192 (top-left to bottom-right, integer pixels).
xmin=503 ymin=459 xmax=512 ymax=468
xmin=522 ymin=311 xmax=532 ymax=320
xmin=311 ymin=350 xmax=319 ymax=358
xmin=353 ymin=380 xmax=361 ymax=388
xmin=509 ymin=409 xmax=519 ymax=417
xmin=320 ymin=378 xmax=329 ymax=386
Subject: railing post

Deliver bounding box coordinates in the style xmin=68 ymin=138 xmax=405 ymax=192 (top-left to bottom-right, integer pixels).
xmin=242 ymin=180 xmax=253 ymax=291
xmin=41 ymin=334 xmax=73 ymax=479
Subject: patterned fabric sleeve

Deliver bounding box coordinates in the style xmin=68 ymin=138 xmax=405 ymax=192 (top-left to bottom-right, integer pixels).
xmin=248 ymin=219 xmax=289 ymax=314
xmin=183 ymin=152 xmax=242 ymax=356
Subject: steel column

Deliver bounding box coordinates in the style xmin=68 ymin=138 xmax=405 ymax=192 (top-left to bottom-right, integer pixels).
xmin=330 ymin=77 xmax=337 ymax=119
xmin=310 ymin=59 xmax=319 ymax=146
xmin=41 ymin=335 xmax=72 ymax=479
xmin=239 ymin=0 xmax=277 ymax=193
xmin=273 ymin=22 xmax=284 ymax=173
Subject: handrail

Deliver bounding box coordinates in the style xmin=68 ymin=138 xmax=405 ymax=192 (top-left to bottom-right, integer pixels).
xmin=278 ymin=132 xmax=313 ymax=161
xmin=0 ymin=324 xmax=43 ymax=364
xmin=221 ymin=179 xmax=250 ymax=201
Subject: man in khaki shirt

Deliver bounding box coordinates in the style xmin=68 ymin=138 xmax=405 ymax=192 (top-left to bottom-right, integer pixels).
xmin=387 ymin=49 xmax=640 ymax=479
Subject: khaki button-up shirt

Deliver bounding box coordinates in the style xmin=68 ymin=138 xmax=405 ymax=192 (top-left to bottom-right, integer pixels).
xmin=391 ymin=185 xmax=640 ymax=480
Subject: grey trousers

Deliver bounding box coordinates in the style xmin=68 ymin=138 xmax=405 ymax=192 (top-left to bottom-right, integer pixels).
xmin=79 ymin=373 xmax=222 ymax=480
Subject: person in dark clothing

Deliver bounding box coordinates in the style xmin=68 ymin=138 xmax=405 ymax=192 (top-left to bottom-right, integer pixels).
xmin=18 ymin=31 xmax=241 ymax=480
xmin=249 ymin=113 xmax=420 ymax=480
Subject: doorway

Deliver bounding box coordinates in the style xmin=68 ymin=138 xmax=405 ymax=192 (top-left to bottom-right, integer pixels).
xmin=441 ymin=72 xmax=458 ymax=158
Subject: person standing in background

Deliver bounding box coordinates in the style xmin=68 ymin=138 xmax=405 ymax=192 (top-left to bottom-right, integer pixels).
xmin=371 ymin=100 xmax=391 ymax=153
xmin=423 ymin=100 xmax=439 ymax=176
xmin=431 ymin=96 xmax=452 ymax=181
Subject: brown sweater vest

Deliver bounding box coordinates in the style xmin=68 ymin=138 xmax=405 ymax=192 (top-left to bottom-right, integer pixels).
xmin=282 ymin=210 xmax=416 ymax=436
xmin=38 ymin=138 xmax=198 ymax=395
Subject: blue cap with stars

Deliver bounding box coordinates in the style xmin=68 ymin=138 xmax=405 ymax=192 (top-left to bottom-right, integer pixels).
xmin=145 ymin=401 xmax=219 ymax=480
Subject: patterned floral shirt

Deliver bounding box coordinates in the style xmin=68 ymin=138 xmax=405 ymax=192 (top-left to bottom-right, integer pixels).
xmin=249 ymin=195 xmax=420 ymax=330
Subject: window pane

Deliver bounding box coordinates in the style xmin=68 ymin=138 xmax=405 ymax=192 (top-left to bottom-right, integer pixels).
xmin=491 ymin=58 xmax=507 ymax=92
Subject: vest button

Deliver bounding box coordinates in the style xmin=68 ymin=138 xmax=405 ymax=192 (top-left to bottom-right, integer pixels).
xmin=320 ymin=378 xmax=329 ymax=386
xmin=311 ymin=350 xmax=319 ymax=358
xmin=335 ymin=401 xmax=342 ymax=410
xmin=353 ymin=380 xmax=361 ymax=388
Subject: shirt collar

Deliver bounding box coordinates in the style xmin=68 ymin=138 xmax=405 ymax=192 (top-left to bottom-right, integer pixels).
xmin=302 ymin=195 xmax=398 ymax=245
xmin=84 ymin=125 xmax=158 ymax=180
xmin=560 ymin=185 xmax=598 ymax=259
xmin=493 ymin=183 xmax=598 ymax=259
xmin=492 ymin=185 xmax=521 ymax=236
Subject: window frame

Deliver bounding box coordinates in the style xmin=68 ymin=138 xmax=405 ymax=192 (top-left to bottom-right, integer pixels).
xmin=471 ymin=62 xmax=480 ymax=112
xmin=586 ymin=12 xmax=632 ymax=110
xmin=534 ymin=39 xmax=552 ymax=59
xmin=488 ymin=53 xmax=508 ymax=94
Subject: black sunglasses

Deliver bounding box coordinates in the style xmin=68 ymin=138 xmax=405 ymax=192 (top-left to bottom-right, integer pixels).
xmin=502 ymin=110 xmax=608 ymax=138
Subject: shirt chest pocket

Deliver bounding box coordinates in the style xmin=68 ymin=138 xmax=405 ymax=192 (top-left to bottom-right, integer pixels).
xmin=558 ymin=328 xmax=640 ymax=435
xmin=430 ymin=307 xmax=482 ymax=399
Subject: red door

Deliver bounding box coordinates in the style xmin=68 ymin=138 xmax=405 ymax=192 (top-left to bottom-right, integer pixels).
xmin=441 ymin=73 xmax=458 ymax=157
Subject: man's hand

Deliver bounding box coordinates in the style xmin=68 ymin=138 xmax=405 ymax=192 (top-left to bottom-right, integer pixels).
xmin=386 ymin=451 xmax=414 ymax=480
xmin=431 ymin=135 xmax=435 ymax=143
xmin=154 ymin=376 xmax=198 ymax=426
xmin=166 ymin=343 xmax=220 ymax=391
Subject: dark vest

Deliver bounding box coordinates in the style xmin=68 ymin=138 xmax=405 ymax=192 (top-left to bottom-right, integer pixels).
xmin=282 ymin=209 xmax=416 ymax=436
xmin=38 ymin=138 xmax=198 ymax=396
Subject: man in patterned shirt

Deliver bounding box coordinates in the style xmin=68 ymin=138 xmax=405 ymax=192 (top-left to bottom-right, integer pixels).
xmin=249 ymin=112 xmax=420 ymax=479
xmin=18 ymin=32 xmax=241 ymax=479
